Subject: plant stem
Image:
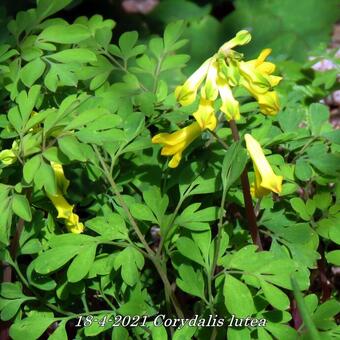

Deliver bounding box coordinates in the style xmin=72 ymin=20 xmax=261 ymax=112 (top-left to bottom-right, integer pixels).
xmin=317 ymin=243 xmax=332 ymax=302
xmin=228 ymin=120 xmax=263 ymax=250
xmin=92 ymin=145 xmax=184 ymax=318
xmin=208 ymin=130 xmax=229 ymax=149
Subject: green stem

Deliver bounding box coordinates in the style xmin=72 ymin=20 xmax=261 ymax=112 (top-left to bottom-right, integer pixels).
xmin=92 ymin=145 xmax=184 ymax=318
xmin=81 ymin=294 xmax=90 ymax=313
xmin=292 ymin=137 xmax=319 ymax=162
xmin=156 ymin=195 xmax=185 ymax=257
xmin=208 ymin=129 xmax=229 ymax=149
xmin=99 ymin=290 xmax=116 ymax=310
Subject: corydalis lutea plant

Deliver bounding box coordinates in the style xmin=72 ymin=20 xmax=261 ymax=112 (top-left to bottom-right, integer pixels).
xmin=1 ymin=1 xmax=339 ymax=339
xmin=152 ymin=30 xmax=283 ymax=199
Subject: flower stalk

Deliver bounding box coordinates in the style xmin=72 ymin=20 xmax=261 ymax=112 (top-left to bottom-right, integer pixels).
xmin=229 ymin=120 xmax=263 ymax=250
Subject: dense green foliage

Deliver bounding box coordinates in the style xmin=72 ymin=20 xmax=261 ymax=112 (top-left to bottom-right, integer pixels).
xmin=0 ymin=0 xmax=339 ymax=339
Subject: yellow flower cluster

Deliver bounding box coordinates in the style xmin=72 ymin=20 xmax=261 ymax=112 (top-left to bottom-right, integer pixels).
xmin=47 ymin=162 xmax=84 ymax=234
xmin=152 ymin=30 xmax=283 ymax=197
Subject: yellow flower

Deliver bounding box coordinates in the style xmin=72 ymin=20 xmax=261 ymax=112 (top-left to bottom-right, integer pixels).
xmin=175 ymin=57 xmax=213 ymax=106
xmin=48 ymin=194 xmax=74 ymax=220
xmin=239 ymin=49 xmax=282 ymax=115
xmin=217 ymin=78 xmax=240 ymax=121
xmin=244 ymin=134 xmax=283 ymax=197
xmin=65 ymin=213 xmax=85 ymax=234
xmin=0 ymin=141 xmax=19 ymax=166
xmin=48 ymin=162 xmax=84 ymax=233
xmin=152 ymin=122 xmax=202 ymax=168
xmin=51 ymin=161 xmax=70 ymax=194
xmin=219 ymin=30 xmax=252 ymax=55
xmin=256 ymin=91 xmax=280 ymax=116
xmin=200 ymin=60 xmax=219 ymax=101
xmin=193 ymin=98 xmax=217 ymax=131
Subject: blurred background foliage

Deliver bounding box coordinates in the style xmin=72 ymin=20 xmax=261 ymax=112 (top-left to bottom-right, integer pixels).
xmin=1 ymin=0 xmax=339 ymax=72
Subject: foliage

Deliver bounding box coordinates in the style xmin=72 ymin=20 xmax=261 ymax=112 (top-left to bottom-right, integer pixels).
xmin=0 ymin=1 xmax=339 ymax=339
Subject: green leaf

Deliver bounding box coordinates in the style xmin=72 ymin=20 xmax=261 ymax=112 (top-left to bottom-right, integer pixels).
xmin=64 ymin=108 xmax=108 ymax=131
xmin=58 ymin=135 xmax=86 ymax=161
xmin=67 ymin=244 xmax=97 ymax=282
xmin=48 ymin=320 xmax=68 ymax=340
xmin=35 ymin=161 xmax=57 ymax=195
xmin=119 ymin=31 xmax=138 ymax=58
xmin=23 ymin=155 xmax=41 ymax=183
xmin=266 ymin=323 xmax=298 ymax=340
xmin=48 ymin=49 xmax=97 ymax=63
xmin=307 ymin=144 xmax=340 ymax=176
xmin=221 ymin=142 xmax=247 ymax=191
xmin=176 ymin=237 xmax=204 ymax=266
xmin=313 ymin=299 xmax=340 ymax=330
xmin=111 ymin=326 xmax=129 ymax=340
xmin=20 ymin=239 xmax=42 ymax=255
xmin=173 ymin=324 xmax=196 ymax=340
xmin=176 ymin=264 xmax=205 ymax=300
xmin=295 ymin=159 xmax=313 ymax=181
xmin=114 ymin=246 xmax=144 ymax=286
xmin=9 ymin=316 xmax=55 ymax=340
xmin=290 ymin=197 xmax=311 ymax=221
xmin=37 ymin=0 xmax=72 ymax=19
xmin=227 ymin=327 xmax=251 ymax=340
xmin=16 ymin=85 xmax=41 ymax=123
xmin=321 ymin=130 xmax=340 ymax=145
xmin=1 ymin=298 xmax=28 ymax=321
xmin=85 ymin=214 xmax=128 ymax=240
xmin=135 ymin=55 xmax=156 ymax=74
xmin=175 ymin=204 xmax=218 ymax=231
xmin=21 ymin=58 xmax=46 ymax=87
xmin=130 ymin=203 xmax=157 ymax=223
xmin=313 ymin=193 xmax=332 ymax=211
xmin=12 ymin=194 xmax=32 ymax=222
xmin=224 ymin=274 xmax=255 ymax=317
xmin=257 ymin=327 xmax=274 ymax=340
xmin=163 ymin=20 xmax=186 ymax=51
xmin=150 ymin=324 xmax=168 ymax=340
xmin=308 ymin=103 xmax=329 ymax=136
xmin=142 ymin=186 xmax=168 ymax=224
xmin=161 ymin=54 xmax=190 ymax=71
xmin=325 ymin=250 xmax=340 ymax=265
xmin=39 ymin=24 xmax=91 ymax=44
xmin=0 ymin=282 xmax=25 ymax=299
xmin=260 ymin=280 xmax=290 ymax=311
xmin=84 ymin=313 xmax=114 ymax=336
xmin=34 ymin=245 xmax=79 ymax=274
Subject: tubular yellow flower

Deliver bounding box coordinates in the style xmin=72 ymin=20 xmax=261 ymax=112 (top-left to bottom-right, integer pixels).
xmin=239 ymin=49 xmax=282 ymax=115
xmin=152 ymin=122 xmax=202 ymax=168
xmin=0 ymin=141 xmax=19 ymax=166
xmin=219 ymin=30 xmax=251 ymax=54
xmin=48 ymin=162 xmax=84 ymax=234
xmin=48 ymin=194 xmax=74 ymax=220
xmin=217 ymin=58 xmax=240 ymax=87
xmin=193 ymin=98 xmax=217 ymax=131
xmin=51 ymin=161 xmax=70 ymax=194
xmin=217 ymin=78 xmax=240 ymax=121
xmin=244 ymin=134 xmax=283 ymax=197
xmin=200 ymin=60 xmax=219 ymax=101
xmin=175 ymin=57 xmax=213 ymax=106
xmin=65 ymin=213 xmax=85 ymax=234
xmin=256 ymin=91 xmax=280 ymax=116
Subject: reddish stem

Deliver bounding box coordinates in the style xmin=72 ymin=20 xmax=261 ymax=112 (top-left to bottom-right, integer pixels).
xmin=229 ymin=120 xmax=263 ymax=250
